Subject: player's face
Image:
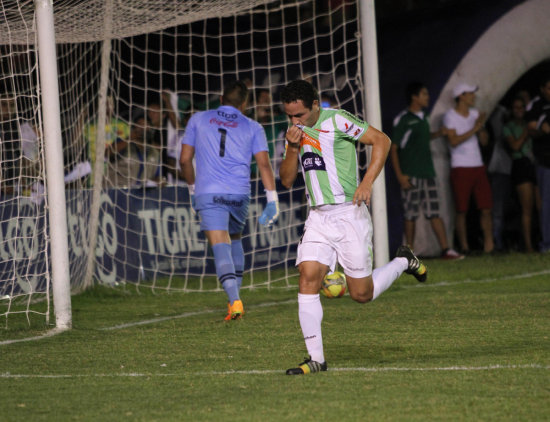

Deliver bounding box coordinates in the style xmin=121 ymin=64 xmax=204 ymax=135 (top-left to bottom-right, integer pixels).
xmin=284 ymin=99 xmax=320 ymax=128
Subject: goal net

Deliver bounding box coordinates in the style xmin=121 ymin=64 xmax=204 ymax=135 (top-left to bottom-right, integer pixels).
xmin=0 ymin=0 xmax=366 ymax=326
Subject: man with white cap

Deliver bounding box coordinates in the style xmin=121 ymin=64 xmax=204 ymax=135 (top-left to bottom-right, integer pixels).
xmin=443 ymin=83 xmax=494 ymax=254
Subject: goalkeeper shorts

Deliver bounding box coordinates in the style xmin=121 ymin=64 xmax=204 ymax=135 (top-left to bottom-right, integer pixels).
xmin=195 ymin=193 xmax=250 ymax=234
xmin=296 ymin=202 xmax=373 ymax=278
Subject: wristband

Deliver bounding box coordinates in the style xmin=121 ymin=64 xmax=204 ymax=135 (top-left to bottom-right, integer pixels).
xmin=188 ymin=184 xmax=195 ymax=195
xmin=286 ymin=140 xmax=300 ymax=150
xmin=266 ymin=190 xmax=278 ymax=203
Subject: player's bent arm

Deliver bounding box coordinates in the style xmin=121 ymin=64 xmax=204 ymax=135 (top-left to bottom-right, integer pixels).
xmin=280 ymin=125 xmax=302 ymax=189
xmin=279 ymin=147 xmax=300 ymax=189
xmin=179 ymin=144 xmax=196 ymax=185
xmin=358 ymin=126 xmax=391 ymax=184
xmin=353 ymin=126 xmax=391 ymax=205
xmin=254 ymin=150 xmax=276 ymax=192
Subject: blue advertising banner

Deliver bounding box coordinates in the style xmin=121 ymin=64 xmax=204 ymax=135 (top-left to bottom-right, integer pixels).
xmin=1 ymin=180 xmax=306 ymax=294
xmin=0 ymin=197 xmax=49 ymax=296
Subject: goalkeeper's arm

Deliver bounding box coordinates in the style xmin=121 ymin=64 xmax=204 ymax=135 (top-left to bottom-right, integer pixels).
xmin=254 ymin=150 xmax=279 ymax=227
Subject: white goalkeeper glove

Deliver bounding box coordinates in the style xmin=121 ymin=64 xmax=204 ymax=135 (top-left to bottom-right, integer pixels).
xmin=259 ymin=190 xmax=279 ymax=228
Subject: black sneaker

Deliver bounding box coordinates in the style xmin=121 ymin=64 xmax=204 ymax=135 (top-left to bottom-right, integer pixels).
xmin=286 ymin=357 xmax=327 ymax=375
xmin=396 ymin=245 xmax=427 ymax=282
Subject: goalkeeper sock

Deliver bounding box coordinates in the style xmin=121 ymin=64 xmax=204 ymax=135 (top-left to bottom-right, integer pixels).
xmin=212 ymin=243 xmax=239 ymax=304
xmin=298 ymin=293 xmax=325 ymax=364
xmin=372 ymin=257 xmax=408 ymax=300
xmin=231 ymin=238 xmax=244 ymax=290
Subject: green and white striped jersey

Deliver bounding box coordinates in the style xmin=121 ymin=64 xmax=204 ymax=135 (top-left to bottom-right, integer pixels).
xmin=289 ymin=108 xmax=369 ymax=206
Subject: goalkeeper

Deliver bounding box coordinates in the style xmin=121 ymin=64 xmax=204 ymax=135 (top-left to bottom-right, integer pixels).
xmin=279 ymin=80 xmax=427 ymax=375
xmin=180 ymin=80 xmax=279 ymax=321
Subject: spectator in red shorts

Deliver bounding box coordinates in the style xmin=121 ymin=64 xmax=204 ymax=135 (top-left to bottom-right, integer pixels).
xmin=443 ymin=83 xmax=494 ymax=254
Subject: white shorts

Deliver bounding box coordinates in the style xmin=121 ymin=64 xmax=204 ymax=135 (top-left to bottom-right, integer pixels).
xmin=296 ymin=202 xmax=373 ymax=278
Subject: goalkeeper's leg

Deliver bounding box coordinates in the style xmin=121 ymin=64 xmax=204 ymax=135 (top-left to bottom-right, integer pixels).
xmin=206 ymin=229 xmax=243 ymax=321
xmin=230 ymin=236 xmax=244 ymax=290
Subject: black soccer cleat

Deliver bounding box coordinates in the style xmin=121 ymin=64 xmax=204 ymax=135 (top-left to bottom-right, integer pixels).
xmin=396 ymin=245 xmax=427 ymax=282
xmin=286 ymin=357 xmax=327 ymax=375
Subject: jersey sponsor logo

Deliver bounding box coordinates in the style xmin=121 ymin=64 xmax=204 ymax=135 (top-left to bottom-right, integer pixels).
xmin=217 ymin=110 xmax=238 ymax=120
xmin=302 ymin=151 xmax=326 ymax=172
xmin=353 ymin=127 xmax=362 ymax=137
xmin=314 ymin=128 xmax=330 ymax=133
xmin=300 ymin=131 xmax=321 ymax=150
xmin=213 ymin=196 xmax=245 ymax=207
xmin=209 ymin=117 xmax=238 ymax=128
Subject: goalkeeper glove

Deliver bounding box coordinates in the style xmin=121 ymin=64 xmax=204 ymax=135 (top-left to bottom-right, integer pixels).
xmin=188 ymin=184 xmax=196 ymax=214
xmin=259 ymin=190 xmax=279 ymax=228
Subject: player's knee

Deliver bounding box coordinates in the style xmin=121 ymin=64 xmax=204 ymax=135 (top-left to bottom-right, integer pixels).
xmin=349 ymin=289 xmax=373 ymax=303
xmin=299 ymin=277 xmax=322 ymax=294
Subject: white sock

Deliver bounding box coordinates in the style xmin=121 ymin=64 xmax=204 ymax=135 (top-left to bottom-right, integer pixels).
xmin=372 ymin=257 xmax=408 ymax=300
xmin=298 ymin=293 xmax=325 ymax=363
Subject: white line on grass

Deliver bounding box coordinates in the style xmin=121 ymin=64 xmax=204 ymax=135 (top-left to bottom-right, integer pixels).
xmin=0 ymin=327 xmax=69 ymax=346
xmin=0 ymin=364 xmax=547 ymax=378
xmin=2 ymin=269 xmax=548 ymax=346
xmin=0 ymin=299 xmax=298 ymax=345
xmin=100 ymin=298 xmax=298 ymax=331
xmin=402 ymin=269 xmax=550 ymax=290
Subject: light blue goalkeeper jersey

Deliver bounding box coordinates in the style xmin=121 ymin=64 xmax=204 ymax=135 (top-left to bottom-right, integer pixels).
xmin=181 ymin=105 xmax=268 ymax=196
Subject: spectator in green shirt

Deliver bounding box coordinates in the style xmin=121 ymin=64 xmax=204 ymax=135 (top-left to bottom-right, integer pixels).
xmin=391 ymin=82 xmax=463 ymax=260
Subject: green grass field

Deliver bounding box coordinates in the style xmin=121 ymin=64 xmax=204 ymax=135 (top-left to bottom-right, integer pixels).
xmin=1 ymin=252 xmax=549 ymax=421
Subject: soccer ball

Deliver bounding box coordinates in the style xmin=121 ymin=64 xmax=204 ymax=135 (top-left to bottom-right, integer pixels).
xmin=320 ymin=271 xmax=347 ymax=298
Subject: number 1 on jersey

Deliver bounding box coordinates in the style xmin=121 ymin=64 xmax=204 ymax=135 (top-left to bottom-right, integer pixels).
xmin=218 ymin=128 xmax=227 ymax=157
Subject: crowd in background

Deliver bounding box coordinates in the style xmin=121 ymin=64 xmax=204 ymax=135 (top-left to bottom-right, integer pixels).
xmin=1 ymin=73 xmax=549 ymax=254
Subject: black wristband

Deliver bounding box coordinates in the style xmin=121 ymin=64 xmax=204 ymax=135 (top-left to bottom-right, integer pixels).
xmin=287 ymin=141 xmax=300 ymax=150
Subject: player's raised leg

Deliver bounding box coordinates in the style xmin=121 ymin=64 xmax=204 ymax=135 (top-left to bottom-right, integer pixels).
xmin=345 ymin=245 xmax=425 ymax=304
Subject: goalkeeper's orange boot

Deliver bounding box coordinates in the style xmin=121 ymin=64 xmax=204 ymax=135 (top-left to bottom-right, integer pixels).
xmin=224 ymin=302 xmax=232 ymax=321
xmin=224 ymin=300 xmax=244 ymax=321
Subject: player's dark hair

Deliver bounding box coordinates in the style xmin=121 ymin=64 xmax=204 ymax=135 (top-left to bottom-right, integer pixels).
xmin=280 ymin=80 xmax=319 ymax=109
xmin=222 ymin=80 xmax=249 ymax=108
xmin=406 ymin=82 xmax=426 ymax=106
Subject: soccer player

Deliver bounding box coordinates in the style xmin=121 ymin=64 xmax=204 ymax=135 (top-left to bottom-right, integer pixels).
xmin=279 ymin=80 xmax=426 ymax=375
xmin=180 ymin=80 xmax=279 ymax=321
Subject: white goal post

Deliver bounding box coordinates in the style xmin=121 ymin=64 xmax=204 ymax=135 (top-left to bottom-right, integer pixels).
xmin=0 ymin=0 xmax=388 ymax=328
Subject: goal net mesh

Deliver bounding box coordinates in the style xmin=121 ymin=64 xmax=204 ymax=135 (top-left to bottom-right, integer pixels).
xmin=0 ymin=0 xmax=365 ymax=325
